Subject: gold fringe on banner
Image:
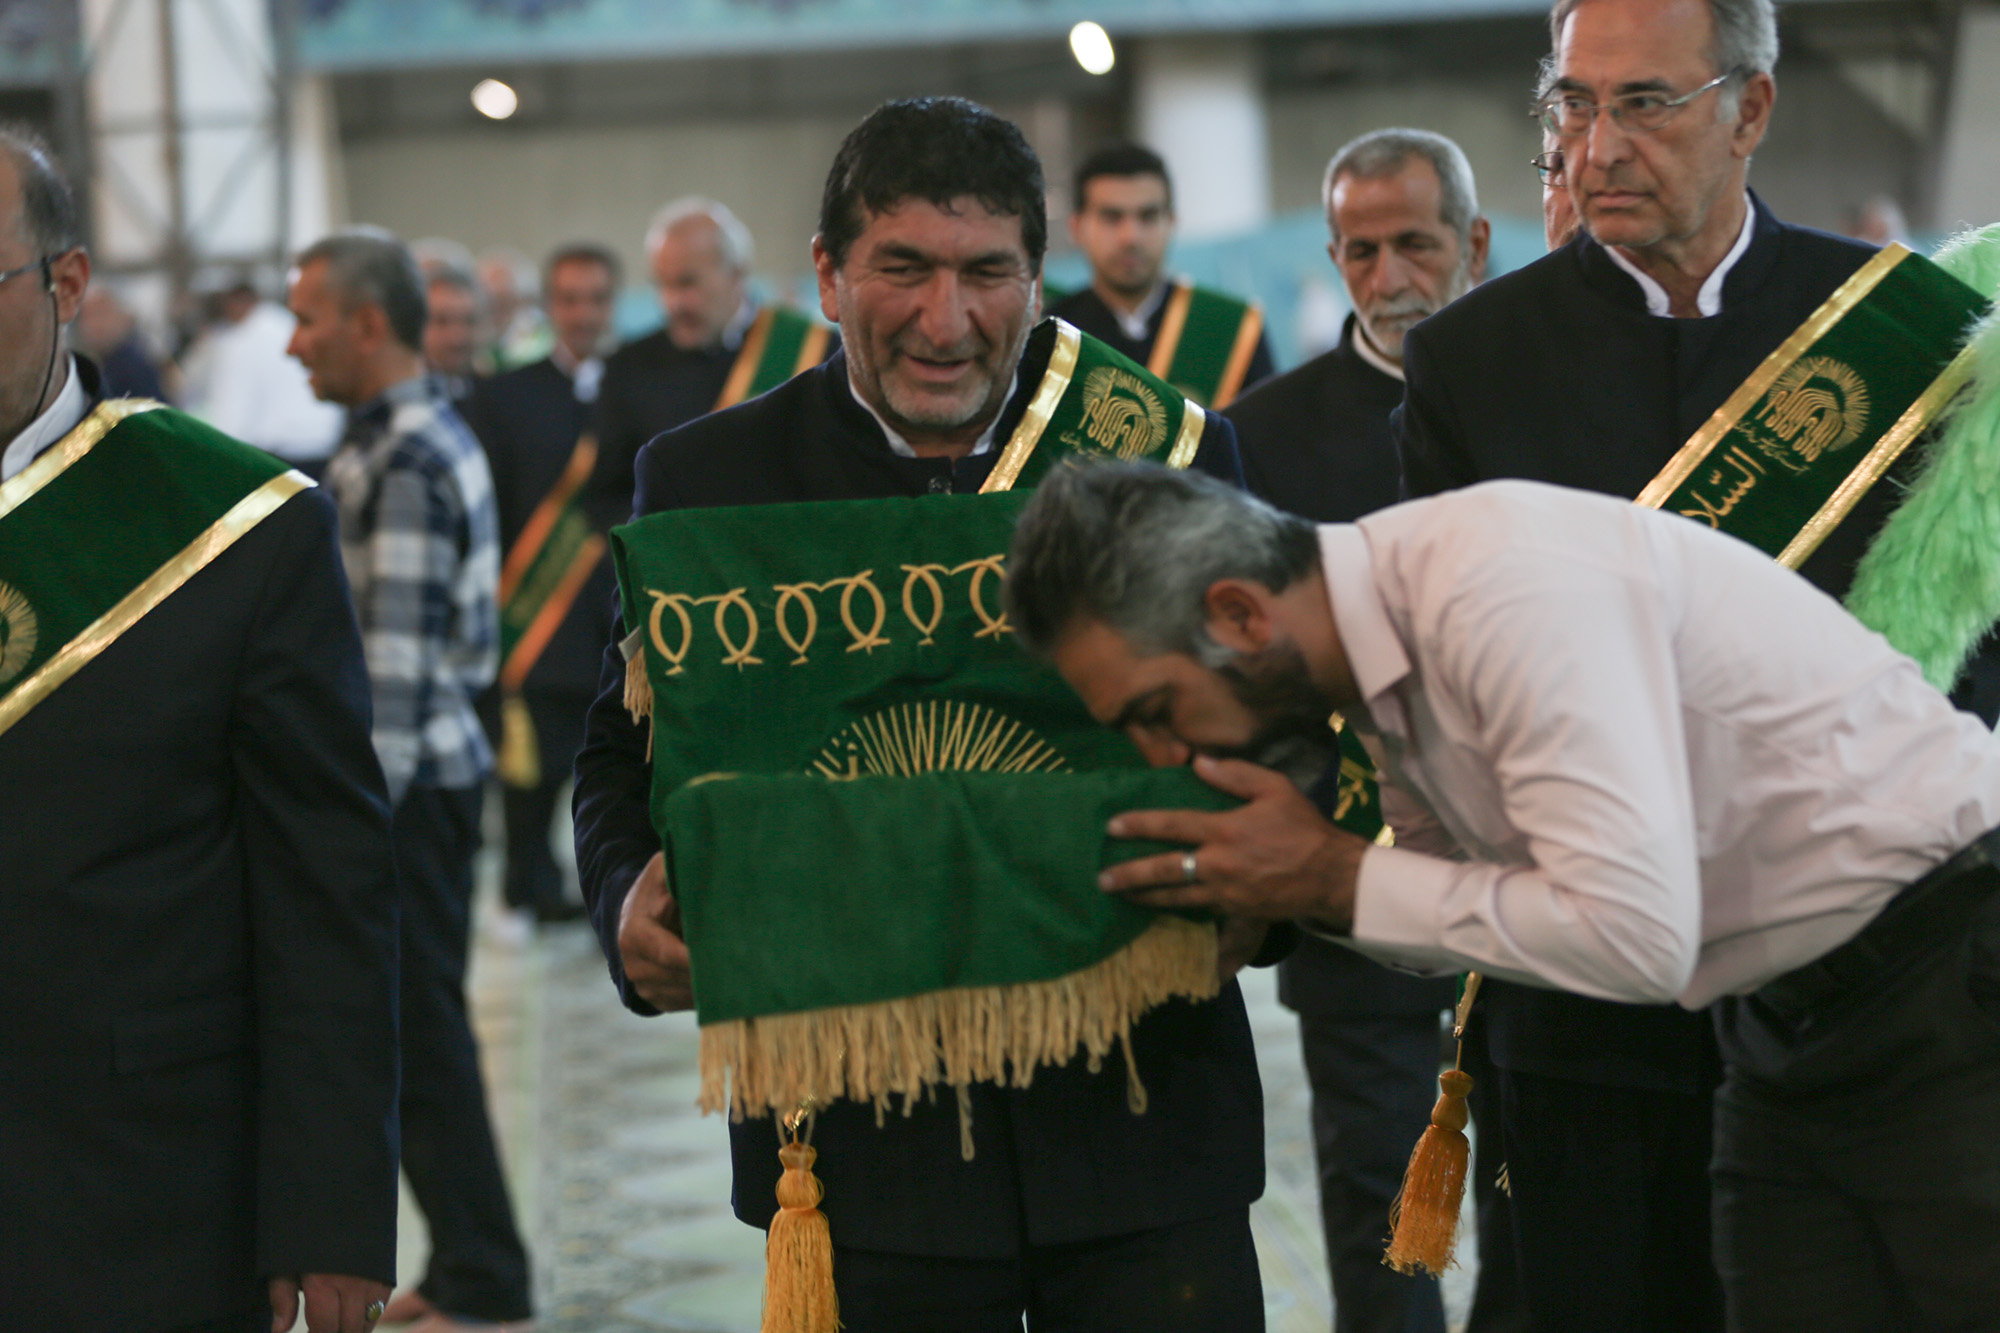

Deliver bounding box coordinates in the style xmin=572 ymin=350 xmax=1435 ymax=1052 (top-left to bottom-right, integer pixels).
xmin=699 ymin=915 xmax=1218 ymax=1132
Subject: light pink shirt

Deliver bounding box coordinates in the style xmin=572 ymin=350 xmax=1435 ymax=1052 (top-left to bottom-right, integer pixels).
xmin=1324 ymin=480 xmax=2000 ymax=1008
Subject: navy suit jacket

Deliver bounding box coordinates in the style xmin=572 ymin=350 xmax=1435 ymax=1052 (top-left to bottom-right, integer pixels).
xmin=572 ymin=324 xmax=1266 ymax=1257
xmin=1393 ymin=193 xmax=1875 ymax=1091
xmin=0 ymin=376 xmax=401 ymax=1327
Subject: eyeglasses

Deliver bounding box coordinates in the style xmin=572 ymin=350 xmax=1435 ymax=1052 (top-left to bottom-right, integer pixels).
xmin=1537 ymin=70 xmax=1737 ymax=137
xmin=1531 ymin=151 xmax=1564 ymax=185
xmin=0 ymin=256 xmax=51 ymax=290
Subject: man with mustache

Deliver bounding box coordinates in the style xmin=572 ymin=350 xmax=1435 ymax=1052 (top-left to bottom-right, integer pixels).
xmin=1220 ymin=128 xmax=1493 ymax=1333
xmin=1008 ymin=459 xmax=2000 ymax=1333
xmin=1390 ymin=0 xmax=1898 ymax=1328
xmin=1048 ymin=144 xmax=1276 ymax=408
xmin=571 ymin=97 xmax=1262 ymax=1330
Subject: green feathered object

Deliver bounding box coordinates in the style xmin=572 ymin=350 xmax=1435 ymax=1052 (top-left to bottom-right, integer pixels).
xmin=1843 ymin=226 xmax=2000 ymax=694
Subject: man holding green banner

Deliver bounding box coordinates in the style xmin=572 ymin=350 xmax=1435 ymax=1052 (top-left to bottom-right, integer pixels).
xmin=1049 ymin=144 xmax=1276 ymax=409
xmin=1011 ymin=461 xmax=2000 ymax=1333
xmin=575 ymin=97 xmax=1274 ymax=1329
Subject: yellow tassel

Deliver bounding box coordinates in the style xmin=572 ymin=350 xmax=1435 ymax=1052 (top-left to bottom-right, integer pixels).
xmin=623 ymin=651 xmax=654 ymax=762
xmin=762 ymin=1137 xmax=838 ymax=1333
xmin=496 ymin=693 xmax=541 ymax=789
xmin=1383 ymin=1068 xmax=1473 ymax=1276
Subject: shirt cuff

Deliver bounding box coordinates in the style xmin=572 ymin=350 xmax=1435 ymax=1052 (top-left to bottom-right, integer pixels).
xmin=1350 ymin=842 xmax=1466 ymax=974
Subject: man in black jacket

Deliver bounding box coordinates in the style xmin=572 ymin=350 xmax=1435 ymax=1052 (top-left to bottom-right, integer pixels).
xmin=1225 ymin=127 xmax=1490 ymax=1333
xmin=1395 ymin=0 xmax=1879 ymax=1327
xmin=466 ymin=242 xmax=621 ymax=927
xmin=0 ymin=126 xmax=398 ymax=1333
xmin=574 ymin=97 xmax=1266 ymax=1331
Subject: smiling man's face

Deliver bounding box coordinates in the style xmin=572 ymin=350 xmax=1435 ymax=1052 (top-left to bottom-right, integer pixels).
xmin=816 ymin=194 xmax=1038 ymax=454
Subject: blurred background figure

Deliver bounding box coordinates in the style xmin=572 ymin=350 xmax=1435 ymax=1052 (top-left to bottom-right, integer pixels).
xmin=73 ymin=282 xmax=168 ymax=402
xmin=179 ymin=267 xmax=344 ymax=477
xmin=479 ymin=245 xmax=553 ymax=371
xmin=1847 ymin=193 xmax=1913 ymax=247
xmin=423 ymin=264 xmax=486 ymax=406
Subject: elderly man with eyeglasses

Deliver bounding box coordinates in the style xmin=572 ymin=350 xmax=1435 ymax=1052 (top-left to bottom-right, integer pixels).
xmin=1389 ymin=0 xmax=1935 ymax=1330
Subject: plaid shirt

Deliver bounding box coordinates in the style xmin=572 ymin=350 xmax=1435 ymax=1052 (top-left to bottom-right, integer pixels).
xmin=326 ymin=373 xmax=499 ymax=803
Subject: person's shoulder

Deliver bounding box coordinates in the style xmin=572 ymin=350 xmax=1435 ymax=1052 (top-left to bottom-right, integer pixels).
xmin=603 ymin=329 xmax=675 ymax=376
xmin=1225 ymin=347 xmax=1344 ymax=425
xmin=1413 ymin=249 xmax=1573 ymax=348
xmin=1771 ymin=218 xmax=1878 ymax=282
xmin=646 ymin=357 xmax=829 ymax=473
xmin=1045 ymin=287 xmax=1104 ymax=318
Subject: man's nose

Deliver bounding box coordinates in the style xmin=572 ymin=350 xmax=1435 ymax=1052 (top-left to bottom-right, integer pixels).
xmin=1581 ymin=109 xmax=1634 ymax=174
xmin=913 ymin=270 xmax=973 ymax=346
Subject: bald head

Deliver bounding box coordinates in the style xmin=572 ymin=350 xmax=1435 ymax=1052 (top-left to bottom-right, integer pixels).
xmin=647 ymin=200 xmax=751 ymax=350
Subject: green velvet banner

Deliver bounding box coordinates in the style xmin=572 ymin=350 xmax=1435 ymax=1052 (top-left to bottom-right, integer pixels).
xmin=666 ymin=767 xmax=1237 ymax=1024
xmin=1149 ymin=282 xmax=1265 ymax=409
xmin=1636 ymin=244 xmax=1990 ymax=567
xmin=716 ymin=305 xmax=835 ymax=410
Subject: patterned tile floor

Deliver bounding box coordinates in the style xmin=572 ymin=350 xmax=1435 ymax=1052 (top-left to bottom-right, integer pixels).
xmin=384 ymin=832 xmax=1482 ymax=1332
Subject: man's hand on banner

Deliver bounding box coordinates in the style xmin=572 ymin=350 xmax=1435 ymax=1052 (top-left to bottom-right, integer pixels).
xmin=620 ymin=851 xmax=694 ymax=1011
xmin=1100 ymin=755 xmax=1370 ymax=934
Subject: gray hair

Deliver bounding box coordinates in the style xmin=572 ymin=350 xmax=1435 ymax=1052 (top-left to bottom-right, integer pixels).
xmin=1006 ymin=460 xmax=1321 ymax=664
xmin=645 ymin=196 xmax=754 ymax=272
xmin=0 ymin=122 xmax=82 ymax=257
xmin=1549 ymin=0 xmax=1779 ymax=86
xmin=1323 ymin=129 xmax=1480 ymax=243
xmin=296 ymin=226 xmax=428 ymax=352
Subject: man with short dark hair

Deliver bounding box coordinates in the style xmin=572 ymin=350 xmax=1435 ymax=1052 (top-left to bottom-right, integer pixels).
xmin=574 ymin=96 xmax=1264 ymax=1330
xmin=289 ymin=227 xmax=533 ymax=1333
xmin=466 ymin=242 xmax=623 ymax=930
xmin=1048 ymin=143 xmax=1275 ymax=407
xmin=1392 ymin=0 xmax=1895 ymax=1327
xmin=2 ymin=126 xmax=399 ymax=1333
xmin=1221 ymin=126 xmax=1486 ymax=1333
xmin=422 ymin=266 xmax=484 ymax=405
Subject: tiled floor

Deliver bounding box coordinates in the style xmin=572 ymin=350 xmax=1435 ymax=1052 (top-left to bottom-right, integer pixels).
xmin=385 ymin=842 xmax=1483 ymax=1332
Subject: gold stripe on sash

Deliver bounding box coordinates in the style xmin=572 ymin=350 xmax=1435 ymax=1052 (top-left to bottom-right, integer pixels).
xmin=0 ymin=398 xmax=164 ymax=522
xmin=714 ymin=306 xmax=777 ymax=412
xmin=1635 ymin=245 xmax=1911 ymax=511
xmin=1146 ymin=282 xmax=1193 ymax=383
xmin=500 ymin=435 xmax=597 ymax=603
xmin=1211 ymin=305 xmax=1264 ymax=409
xmin=1774 ymin=342 xmax=1980 ymax=569
xmin=1166 ymin=397 xmax=1206 ymax=470
xmin=0 ymin=469 xmax=310 ymax=739
xmin=794 ymin=325 xmax=832 ymax=376
xmin=981 ymin=319 xmax=1083 ymax=494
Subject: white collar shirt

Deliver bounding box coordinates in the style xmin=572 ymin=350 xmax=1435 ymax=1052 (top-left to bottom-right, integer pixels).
xmin=847 ymin=372 xmax=1017 ymax=461
xmin=1320 ymin=480 xmax=2000 ymax=1008
xmin=1603 ymin=195 xmax=1756 ymax=318
xmin=1 ymin=356 xmax=86 ymax=483
xmin=1349 ymin=318 xmax=1406 ymax=383
xmin=1113 ymin=281 xmax=1171 ymax=343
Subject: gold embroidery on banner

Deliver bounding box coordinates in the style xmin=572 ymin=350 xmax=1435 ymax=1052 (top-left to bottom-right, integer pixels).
xmin=1757 ymin=356 xmax=1871 ymax=465
xmin=952 ymin=557 xmax=1011 ymax=638
xmin=900 ymin=565 xmax=950 ymax=645
xmin=0 ymin=580 xmax=38 ymax=685
xmin=832 ymin=571 xmax=890 ymax=654
xmin=773 ymin=583 xmax=826 ymax=665
xmin=696 ymin=589 xmax=764 ymax=667
xmin=1067 ymin=366 xmax=1169 ymax=460
xmin=646 ymin=590 xmax=697 ymax=675
xmin=1677 ymin=444 xmax=1769 ymax=528
xmin=811 ymin=700 xmax=1069 ymax=780
xmin=0 ymin=469 xmax=309 ymax=739
xmin=0 ymin=398 xmax=165 ymax=523
xmin=1635 ymin=244 xmax=1911 ymax=510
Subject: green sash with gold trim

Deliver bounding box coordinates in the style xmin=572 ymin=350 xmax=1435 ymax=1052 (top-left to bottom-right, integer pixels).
xmin=1635 ymin=244 xmax=1988 ymax=565
xmin=714 ymin=305 xmax=835 ymax=412
xmin=1148 ymin=280 xmax=1265 ymax=409
xmin=0 ymin=400 xmax=309 ymax=739
xmin=609 ymin=322 xmax=1228 ymax=1122
xmin=494 ymin=434 xmax=606 ymax=787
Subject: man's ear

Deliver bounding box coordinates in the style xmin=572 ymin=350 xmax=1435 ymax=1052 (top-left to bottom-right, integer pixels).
xmin=811 ymin=234 xmax=839 ymax=324
xmin=1202 ymin=579 xmax=1275 ymax=655
xmin=1731 ymin=72 xmax=1775 ymax=159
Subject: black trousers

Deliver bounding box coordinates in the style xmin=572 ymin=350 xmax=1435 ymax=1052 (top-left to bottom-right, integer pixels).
xmin=393 ymin=784 xmax=533 ymax=1322
xmin=1457 ymin=1023 xmax=1531 ymax=1333
xmin=1497 ymin=1067 xmax=1723 ymax=1333
xmin=497 ymin=688 xmax=593 ymax=913
xmin=1711 ymin=879 xmax=2000 ymax=1332
xmin=1297 ymin=1013 xmax=1446 ymax=1333
xmin=832 ymin=1209 xmax=1264 ymax=1333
